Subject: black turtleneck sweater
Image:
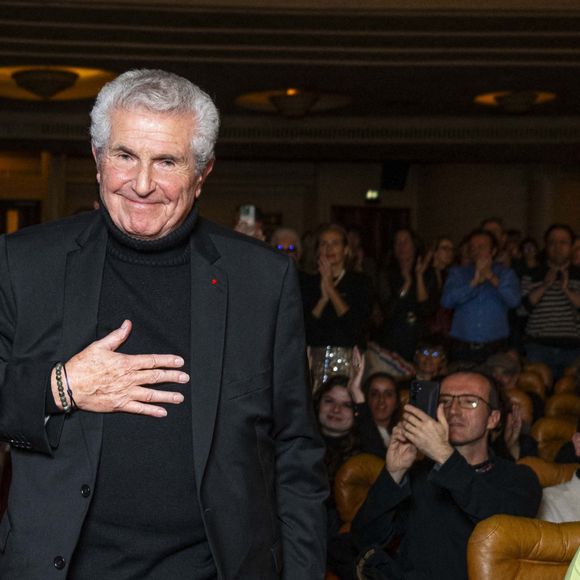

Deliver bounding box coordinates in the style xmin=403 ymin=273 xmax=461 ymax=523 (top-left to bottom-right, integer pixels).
xmin=68 ymin=208 xmax=216 ymax=580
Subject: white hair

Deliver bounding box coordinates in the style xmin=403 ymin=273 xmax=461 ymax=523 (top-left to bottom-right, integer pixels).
xmin=90 ymin=69 xmax=220 ymax=173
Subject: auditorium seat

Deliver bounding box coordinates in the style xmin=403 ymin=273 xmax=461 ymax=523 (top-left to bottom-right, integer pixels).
xmin=468 ymin=514 xmax=580 ymax=580
xmin=531 ymin=417 xmax=577 ymax=461
xmin=518 ymin=370 xmax=547 ymax=401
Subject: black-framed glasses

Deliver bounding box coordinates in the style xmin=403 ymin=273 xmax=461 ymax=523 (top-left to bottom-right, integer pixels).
xmin=439 ymin=394 xmax=492 ymax=410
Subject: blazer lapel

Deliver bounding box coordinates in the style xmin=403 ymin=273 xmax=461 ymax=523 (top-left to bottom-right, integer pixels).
xmin=60 ymin=217 xmax=108 ymax=470
xmin=189 ymin=225 xmax=227 ymax=489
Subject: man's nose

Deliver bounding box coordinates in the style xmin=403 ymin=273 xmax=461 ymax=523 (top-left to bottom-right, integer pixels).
xmin=446 ymin=398 xmax=462 ymax=414
xmin=133 ymin=164 xmax=156 ymax=196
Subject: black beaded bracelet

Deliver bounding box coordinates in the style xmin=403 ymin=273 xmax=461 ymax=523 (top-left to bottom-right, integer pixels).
xmin=62 ymin=362 xmax=77 ymax=410
xmin=55 ymin=362 xmax=71 ymax=414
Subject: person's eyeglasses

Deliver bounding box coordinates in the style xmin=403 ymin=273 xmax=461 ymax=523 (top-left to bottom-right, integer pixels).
xmin=419 ymin=348 xmax=443 ymax=359
xmin=276 ymin=244 xmax=297 ymax=254
xmin=439 ymin=394 xmax=492 ymax=410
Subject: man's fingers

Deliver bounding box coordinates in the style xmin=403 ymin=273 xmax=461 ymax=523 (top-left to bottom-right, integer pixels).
xmin=121 ymin=400 xmax=169 ymax=418
xmin=129 ymin=353 xmax=185 ymax=370
xmin=97 ymin=319 xmax=132 ymax=351
xmin=128 ymin=386 xmax=185 ymax=406
xmin=132 ymin=369 xmax=189 ymax=386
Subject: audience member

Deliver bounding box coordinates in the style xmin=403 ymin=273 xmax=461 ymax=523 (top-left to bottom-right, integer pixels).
xmin=270 ymin=227 xmax=302 ymax=263
xmin=505 ymin=228 xmax=523 ymax=263
xmin=515 ymin=237 xmax=541 ymax=277
xmin=485 ymin=351 xmax=543 ymax=422
xmin=378 ymin=228 xmax=434 ymax=361
xmin=425 ymin=236 xmax=455 ymax=339
xmin=481 ymin=216 xmax=510 ymax=267
xmin=301 ymin=224 xmax=371 ymax=348
xmin=523 ymin=224 xmax=580 ymax=381
xmin=414 ymin=340 xmax=447 ymax=380
xmin=442 ymin=229 xmax=520 ymax=363
xmin=347 ymin=349 xmax=400 ymax=458
xmin=537 ymin=469 xmax=580 ymax=523
xmin=573 ymin=239 xmax=580 ymax=268
xmin=314 ymin=376 xmax=362 ymax=537
xmin=347 ymin=226 xmax=378 ymax=286
xmin=351 ymin=370 xmax=542 ymax=580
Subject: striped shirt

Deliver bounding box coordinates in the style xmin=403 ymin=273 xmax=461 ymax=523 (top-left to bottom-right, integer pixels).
xmin=523 ymin=265 xmax=580 ymax=346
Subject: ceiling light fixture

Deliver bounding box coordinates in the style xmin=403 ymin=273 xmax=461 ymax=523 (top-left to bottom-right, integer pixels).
xmin=236 ymin=88 xmax=351 ymax=118
xmin=474 ymin=90 xmax=557 ymax=114
xmin=0 ymin=66 xmax=116 ymax=101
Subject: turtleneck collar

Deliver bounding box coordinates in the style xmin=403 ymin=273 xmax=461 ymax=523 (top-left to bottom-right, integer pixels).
xmin=100 ymin=203 xmax=198 ymax=252
xmin=100 ymin=203 xmax=198 ymax=266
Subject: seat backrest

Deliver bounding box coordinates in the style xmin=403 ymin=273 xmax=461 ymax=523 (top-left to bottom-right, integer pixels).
xmin=518 ymin=370 xmax=547 ymax=400
xmin=555 ymin=375 xmax=578 ymax=395
xmin=468 ymin=515 xmax=580 ymax=580
xmin=531 ymin=417 xmax=577 ymax=461
xmin=517 ymin=456 xmax=579 ymax=488
xmin=545 ymin=393 xmax=580 ymax=422
xmin=334 ymin=453 xmax=385 ymax=527
xmin=524 ymin=362 xmax=553 ymax=390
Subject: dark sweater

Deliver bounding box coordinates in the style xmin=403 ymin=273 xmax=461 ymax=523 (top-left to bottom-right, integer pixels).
xmin=301 ymin=271 xmax=371 ymax=347
xmin=69 ymin=208 xmax=216 ymax=579
xmin=352 ymin=450 xmax=542 ymax=580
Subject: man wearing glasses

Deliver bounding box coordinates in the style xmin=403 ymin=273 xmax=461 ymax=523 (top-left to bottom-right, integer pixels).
xmin=351 ymin=371 xmax=541 ymax=580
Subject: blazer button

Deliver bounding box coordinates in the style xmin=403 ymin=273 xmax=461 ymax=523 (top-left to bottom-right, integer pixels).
xmin=53 ymin=556 xmax=66 ymax=570
xmin=80 ymin=484 xmax=91 ymax=498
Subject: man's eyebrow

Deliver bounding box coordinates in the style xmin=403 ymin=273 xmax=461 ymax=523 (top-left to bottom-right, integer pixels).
xmin=110 ymin=144 xmax=135 ymax=155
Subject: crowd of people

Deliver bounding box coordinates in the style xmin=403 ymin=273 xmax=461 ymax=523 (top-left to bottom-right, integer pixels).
xmin=254 ymin=214 xmax=580 ymax=579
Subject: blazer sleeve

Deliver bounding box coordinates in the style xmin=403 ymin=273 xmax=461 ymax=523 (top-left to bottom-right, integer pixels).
xmin=272 ymin=260 xmax=328 ymax=579
xmin=0 ymin=234 xmax=55 ymax=455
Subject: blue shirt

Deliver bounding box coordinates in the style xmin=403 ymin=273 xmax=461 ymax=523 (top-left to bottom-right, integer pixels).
xmin=441 ymin=263 xmax=520 ymax=343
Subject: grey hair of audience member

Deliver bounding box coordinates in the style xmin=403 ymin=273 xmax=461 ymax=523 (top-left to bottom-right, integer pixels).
xmin=90 ymin=69 xmax=220 ymax=173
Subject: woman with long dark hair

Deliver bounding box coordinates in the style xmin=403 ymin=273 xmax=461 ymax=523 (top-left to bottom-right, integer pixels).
xmin=378 ymin=227 xmax=434 ymax=361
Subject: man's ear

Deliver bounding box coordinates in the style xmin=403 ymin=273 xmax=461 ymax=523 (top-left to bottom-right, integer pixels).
xmin=193 ymin=159 xmax=214 ymax=200
xmin=91 ymin=145 xmax=100 ymax=183
xmin=487 ymin=409 xmax=501 ymax=431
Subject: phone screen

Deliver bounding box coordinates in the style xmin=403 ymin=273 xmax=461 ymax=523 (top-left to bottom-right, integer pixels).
xmin=239 ymin=205 xmax=256 ymax=227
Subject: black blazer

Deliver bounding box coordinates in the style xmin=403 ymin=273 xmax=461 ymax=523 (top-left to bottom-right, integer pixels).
xmin=0 ymin=210 xmax=327 ymax=579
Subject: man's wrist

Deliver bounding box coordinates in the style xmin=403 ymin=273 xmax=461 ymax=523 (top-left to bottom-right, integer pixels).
xmin=387 ymin=467 xmax=407 ymax=485
xmin=433 ymin=445 xmax=454 ymax=465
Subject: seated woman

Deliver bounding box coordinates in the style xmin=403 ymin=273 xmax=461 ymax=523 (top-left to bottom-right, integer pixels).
xmin=347 ymin=349 xmax=400 ymax=458
xmin=313 ymin=376 xmax=362 ymax=537
xmin=301 ymin=224 xmax=371 ymax=348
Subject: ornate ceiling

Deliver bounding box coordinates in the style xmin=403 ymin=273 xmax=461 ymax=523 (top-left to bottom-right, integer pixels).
xmin=1 ymin=0 xmax=580 ymax=162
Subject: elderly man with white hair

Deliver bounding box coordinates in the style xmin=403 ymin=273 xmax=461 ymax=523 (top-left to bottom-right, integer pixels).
xmin=0 ymin=70 xmax=327 ymax=580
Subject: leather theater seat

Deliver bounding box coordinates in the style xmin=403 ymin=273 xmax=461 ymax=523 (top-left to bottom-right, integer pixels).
xmin=545 ymin=393 xmax=580 ymax=424
xmin=334 ymin=453 xmax=385 ymax=531
xmin=518 ymin=370 xmax=547 ymax=401
xmin=468 ymin=514 xmax=580 ymax=580
xmin=517 ymin=456 xmax=579 ymax=488
xmin=524 ymin=362 xmax=553 ymax=391
xmin=531 ymin=417 xmax=577 ymax=462
xmin=554 ymin=375 xmax=578 ymax=395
